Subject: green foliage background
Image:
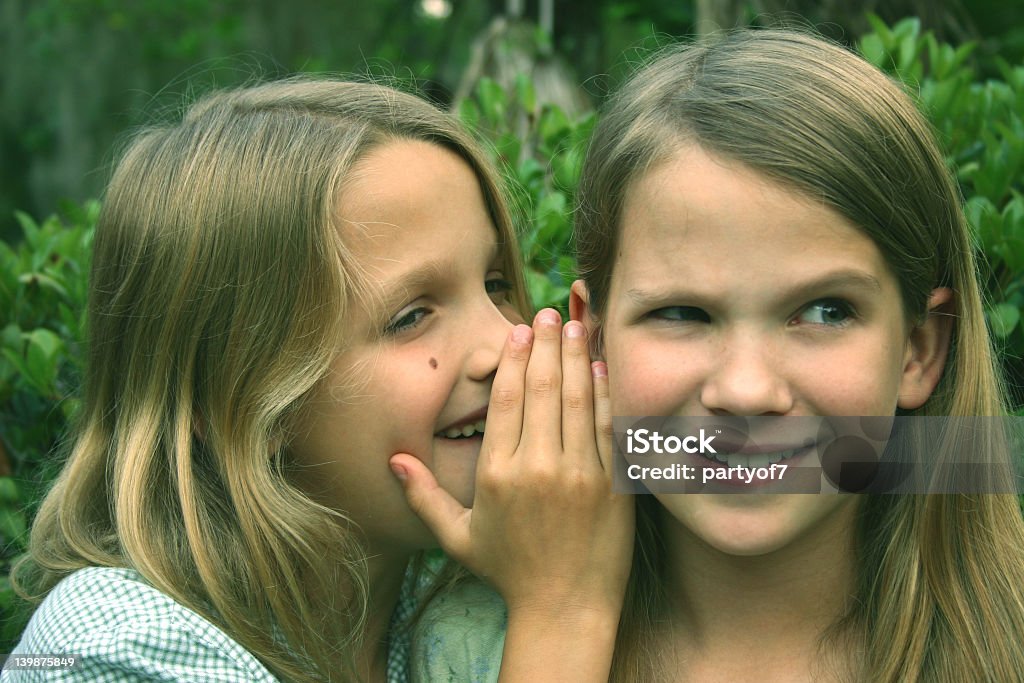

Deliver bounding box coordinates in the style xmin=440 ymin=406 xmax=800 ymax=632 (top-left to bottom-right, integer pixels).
xmin=1 ymin=16 xmax=1023 ymax=653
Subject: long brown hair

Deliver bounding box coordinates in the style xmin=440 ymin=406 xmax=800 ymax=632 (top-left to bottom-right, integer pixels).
xmin=14 ymin=78 xmax=528 ymax=682
xmin=575 ymin=29 xmax=1024 ymax=682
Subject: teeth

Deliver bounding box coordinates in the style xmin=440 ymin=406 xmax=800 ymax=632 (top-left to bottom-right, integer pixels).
xmin=706 ymin=447 xmax=805 ymax=466
xmin=726 ymin=453 xmax=748 ymax=468
xmin=441 ymin=420 xmax=486 ymax=439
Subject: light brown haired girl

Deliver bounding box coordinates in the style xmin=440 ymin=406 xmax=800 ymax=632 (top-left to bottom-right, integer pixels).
xmin=571 ymin=28 xmax=1024 ymax=682
xmin=411 ymin=28 xmax=1024 ymax=683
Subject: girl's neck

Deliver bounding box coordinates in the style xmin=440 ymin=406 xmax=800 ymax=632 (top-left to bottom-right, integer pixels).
xmin=354 ymin=548 xmax=411 ymax=683
xmin=657 ymin=498 xmax=860 ymax=681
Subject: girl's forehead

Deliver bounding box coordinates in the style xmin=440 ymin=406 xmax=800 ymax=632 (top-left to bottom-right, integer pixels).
xmin=340 ymin=141 xmax=473 ymax=217
xmin=613 ymin=145 xmax=894 ymax=294
xmin=623 ymin=146 xmax=848 ymax=240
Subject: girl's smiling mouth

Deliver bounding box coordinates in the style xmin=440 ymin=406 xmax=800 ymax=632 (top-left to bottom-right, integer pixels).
xmin=436 ymin=407 xmax=488 ymax=440
xmin=696 ymin=443 xmax=813 ymax=469
xmin=438 ymin=419 xmax=487 ymax=439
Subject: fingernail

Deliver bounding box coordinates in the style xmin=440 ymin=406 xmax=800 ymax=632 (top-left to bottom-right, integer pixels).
xmin=538 ymin=308 xmax=560 ymax=326
xmin=564 ymin=321 xmax=585 ymax=338
xmin=512 ymin=325 xmax=533 ymax=344
xmin=390 ymin=461 xmax=408 ymax=481
xmin=591 ymin=361 xmax=608 ymax=378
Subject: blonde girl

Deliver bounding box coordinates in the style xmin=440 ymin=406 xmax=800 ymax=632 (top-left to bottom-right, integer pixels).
xmin=7 ymin=80 xmax=631 ymax=682
xmin=569 ymin=28 xmax=1024 ymax=682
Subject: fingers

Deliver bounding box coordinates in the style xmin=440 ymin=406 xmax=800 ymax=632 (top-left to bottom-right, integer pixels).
xmin=591 ymin=362 xmax=614 ymax=474
xmin=483 ymin=324 xmax=533 ymax=458
xmin=389 ymin=454 xmax=471 ymax=559
xmin=520 ymin=309 xmax=564 ymax=449
xmin=560 ymin=320 xmax=596 ymax=461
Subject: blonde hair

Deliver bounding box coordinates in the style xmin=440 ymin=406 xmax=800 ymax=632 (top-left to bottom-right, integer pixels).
xmin=14 ymin=78 xmax=528 ymax=682
xmin=574 ymin=30 xmax=1024 ymax=682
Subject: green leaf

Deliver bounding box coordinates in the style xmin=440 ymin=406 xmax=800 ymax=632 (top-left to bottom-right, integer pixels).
xmin=0 ymin=506 xmax=27 ymax=545
xmin=495 ymin=131 xmax=522 ymax=165
xmin=922 ymin=77 xmax=960 ymax=121
xmin=525 ymin=269 xmax=570 ymax=313
xmin=458 ymin=98 xmax=481 ymax=130
xmin=538 ymin=105 xmax=571 ymax=152
xmin=0 ymin=323 xmax=21 ymax=348
xmin=1001 ymin=238 xmax=1024 ymax=274
xmin=553 ymin=145 xmax=582 ymax=192
xmin=9 ymin=328 xmax=65 ymax=396
xmin=530 ymin=191 xmax=570 ymax=258
xmin=898 ymin=33 xmax=920 ymax=79
xmin=17 ymin=271 xmax=69 ymax=299
xmin=865 ymin=14 xmax=893 ymax=45
xmin=14 ymin=211 xmax=41 ymax=250
xmin=26 ymin=328 xmax=62 ymax=360
xmin=1004 ymin=197 xmax=1024 ymax=241
xmin=858 ymin=34 xmax=886 ymax=68
xmin=1 ymin=348 xmax=34 ymax=388
xmin=892 ymin=17 xmax=921 ymax=43
xmin=951 ymin=42 xmax=977 ymax=71
xmin=515 ymin=73 xmax=536 ymax=113
xmin=0 ymin=478 xmax=18 ymax=504
xmin=964 ymin=196 xmax=999 ymax=248
xmin=476 ymin=77 xmax=507 ymax=125
xmin=60 ymin=396 xmax=82 ymax=421
xmin=0 ymin=239 xmax=16 ymax=271
xmin=516 ymin=157 xmax=544 ymax=187
xmin=988 ymin=303 xmax=1021 ymax=338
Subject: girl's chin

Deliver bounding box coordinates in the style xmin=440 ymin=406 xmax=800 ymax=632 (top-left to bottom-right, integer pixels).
xmin=697 ymin=528 xmax=798 ymax=557
xmin=693 ymin=523 xmax=800 ymax=557
xmin=655 ymin=493 xmax=852 ymax=558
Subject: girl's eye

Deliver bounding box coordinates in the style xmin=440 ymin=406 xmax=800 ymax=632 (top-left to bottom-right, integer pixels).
xmin=793 ymin=298 xmax=855 ymax=326
xmin=485 ymin=274 xmax=513 ymax=303
xmin=649 ymin=306 xmax=711 ymax=323
xmin=385 ymin=307 xmax=430 ymax=335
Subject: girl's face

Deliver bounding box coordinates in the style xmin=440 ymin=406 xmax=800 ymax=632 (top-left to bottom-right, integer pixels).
xmin=574 ymin=144 xmax=949 ymax=556
xmin=289 ymin=140 xmax=522 ymax=555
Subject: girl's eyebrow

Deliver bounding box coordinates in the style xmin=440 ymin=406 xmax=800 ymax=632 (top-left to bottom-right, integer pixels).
xmin=377 ymin=237 xmax=502 ymax=310
xmin=780 ymin=270 xmax=883 ymax=300
xmin=379 ymin=258 xmax=448 ymax=309
xmin=626 ymin=270 xmax=883 ymax=305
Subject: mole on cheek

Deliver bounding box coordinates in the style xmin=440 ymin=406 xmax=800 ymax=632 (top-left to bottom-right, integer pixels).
xmin=429 ymin=357 xmax=438 ymax=369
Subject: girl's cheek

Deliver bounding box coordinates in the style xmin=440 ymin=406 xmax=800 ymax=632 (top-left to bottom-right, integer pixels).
xmin=611 ymin=360 xmax=688 ymax=416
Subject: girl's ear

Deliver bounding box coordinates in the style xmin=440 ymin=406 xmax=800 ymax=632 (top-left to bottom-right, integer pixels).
xmin=569 ymin=279 xmax=604 ymax=360
xmin=897 ymin=287 xmax=955 ymax=410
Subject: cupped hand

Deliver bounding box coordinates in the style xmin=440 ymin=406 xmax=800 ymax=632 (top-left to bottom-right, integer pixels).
xmin=389 ymin=307 xmax=634 ymax=619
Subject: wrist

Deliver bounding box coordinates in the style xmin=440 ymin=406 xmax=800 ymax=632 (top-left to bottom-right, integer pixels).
xmin=506 ymin=598 xmax=622 ymax=639
xmin=499 ymin=603 xmax=621 ymax=682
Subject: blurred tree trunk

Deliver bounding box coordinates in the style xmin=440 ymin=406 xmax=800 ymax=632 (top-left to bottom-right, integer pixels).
xmin=453 ymin=16 xmax=590 ymax=117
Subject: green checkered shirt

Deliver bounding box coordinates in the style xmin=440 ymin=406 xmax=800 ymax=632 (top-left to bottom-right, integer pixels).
xmin=2 ymin=566 xmax=412 ymax=682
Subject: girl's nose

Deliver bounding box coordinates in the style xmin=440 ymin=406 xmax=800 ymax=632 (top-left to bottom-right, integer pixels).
xmin=465 ymin=302 xmax=516 ymax=381
xmin=699 ymin=332 xmax=794 ymax=416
